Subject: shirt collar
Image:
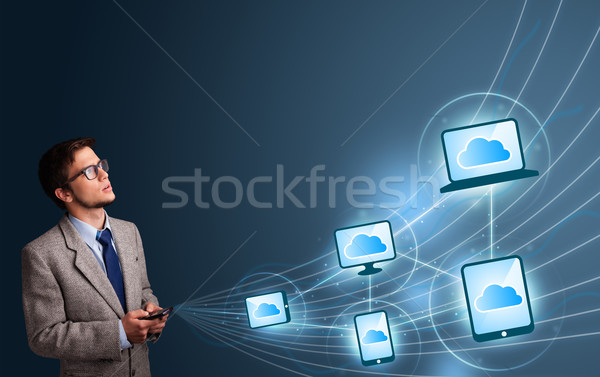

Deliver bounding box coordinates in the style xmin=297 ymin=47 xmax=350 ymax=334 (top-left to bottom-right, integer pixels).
xmin=68 ymin=211 xmax=113 ymax=245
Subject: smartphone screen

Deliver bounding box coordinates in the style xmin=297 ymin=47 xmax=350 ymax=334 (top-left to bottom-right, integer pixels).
xmin=461 ymin=256 xmax=534 ymax=342
xmin=141 ymin=306 xmax=173 ymax=320
xmin=354 ymin=310 xmax=395 ymax=366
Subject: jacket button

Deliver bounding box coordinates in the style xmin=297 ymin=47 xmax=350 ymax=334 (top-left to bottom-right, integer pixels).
xmin=132 ymin=369 xmax=136 ymax=376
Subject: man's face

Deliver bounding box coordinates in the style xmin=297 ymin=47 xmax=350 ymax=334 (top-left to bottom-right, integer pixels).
xmin=64 ymin=147 xmax=115 ymax=209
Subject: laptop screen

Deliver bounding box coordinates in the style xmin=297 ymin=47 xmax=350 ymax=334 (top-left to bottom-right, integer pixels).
xmin=442 ymin=119 xmax=524 ymax=182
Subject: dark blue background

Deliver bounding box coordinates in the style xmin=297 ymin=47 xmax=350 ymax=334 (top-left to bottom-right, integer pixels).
xmin=2 ymin=0 xmax=599 ymax=375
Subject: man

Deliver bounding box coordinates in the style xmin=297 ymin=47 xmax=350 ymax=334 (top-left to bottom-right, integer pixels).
xmin=22 ymin=137 xmax=167 ymax=377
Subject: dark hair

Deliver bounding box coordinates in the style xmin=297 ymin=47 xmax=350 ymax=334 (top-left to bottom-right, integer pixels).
xmin=38 ymin=137 xmax=96 ymax=209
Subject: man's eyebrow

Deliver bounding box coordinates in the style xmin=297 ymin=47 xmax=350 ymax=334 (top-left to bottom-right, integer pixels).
xmin=81 ymin=159 xmax=101 ymax=169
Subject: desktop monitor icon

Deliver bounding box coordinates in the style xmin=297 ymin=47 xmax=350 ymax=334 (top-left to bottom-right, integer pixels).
xmin=440 ymin=118 xmax=538 ymax=193
xmin=334 ymin=220 xmax=396 ymax=275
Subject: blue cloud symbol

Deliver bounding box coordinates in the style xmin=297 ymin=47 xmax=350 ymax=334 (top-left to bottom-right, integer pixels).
xmin=253 ymin=303 xmax=281 ymax=318
xmin=457 ymin=137 xmax=511 ymax=168
xmin=475 ymin=284 xmax=523 ymax=312
xmin=344 ymin=234 xmax=387 ymax=259
xmin=362 ymin=329 xmax=388 ymax=344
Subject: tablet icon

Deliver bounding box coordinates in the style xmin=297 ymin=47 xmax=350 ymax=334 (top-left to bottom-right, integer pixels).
xmin=245 ymin=291 xmax=291 ymax=329
xmin=461 ymin=256 xmax=534 ymax=342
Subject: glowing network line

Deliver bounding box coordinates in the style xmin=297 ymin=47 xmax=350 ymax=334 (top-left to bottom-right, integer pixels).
xmin=190 ymin=258 xmax=339 ymax=304
xmin=187 ymin=308 xmax=600 ymax=359
xmin=526 ymin=24 xmax=600 ymax=151
xmin=506 ymin=0 xmax=563 ymax=117
xmin=191 ymin=250 xmax=336 ymax=303
xmin=289 ymin=270 xmax=345 ymax=303
xmin=469 ymin=0 xmax=528 ymax=123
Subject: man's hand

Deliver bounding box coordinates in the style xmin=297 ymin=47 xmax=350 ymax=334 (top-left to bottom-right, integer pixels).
xmin=121 ymin=309 xmax=162 ymax=343
xmin=144 ymin=302 xmax=168 ymax=335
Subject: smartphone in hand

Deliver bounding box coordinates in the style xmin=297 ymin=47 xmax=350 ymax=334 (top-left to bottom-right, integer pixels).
xmin=140 ymin=306 xmax=173 ymax=320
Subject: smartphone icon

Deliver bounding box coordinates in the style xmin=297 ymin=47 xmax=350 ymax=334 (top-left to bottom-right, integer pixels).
xmin=354 ymin=310 xmax=395 ymax=366
xmin=461 ymin=256 xmax=534 ymax=342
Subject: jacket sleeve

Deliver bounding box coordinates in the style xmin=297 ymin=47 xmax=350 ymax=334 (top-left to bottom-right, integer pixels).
xmin=132 ymin=224 xmax=162 ymax=343
xmin=21 ymin=244 xmax=122 ymax=361
xmin=132 ymin=224 xmax=159 ymax=308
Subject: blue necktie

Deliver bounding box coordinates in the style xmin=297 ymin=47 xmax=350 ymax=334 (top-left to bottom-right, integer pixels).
xmin=97 ymin=228 xmax=126 ymax=312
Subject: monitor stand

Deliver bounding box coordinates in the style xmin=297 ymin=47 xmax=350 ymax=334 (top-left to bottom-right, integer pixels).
xmin=358 ymin=262 xmax=382 ymax=276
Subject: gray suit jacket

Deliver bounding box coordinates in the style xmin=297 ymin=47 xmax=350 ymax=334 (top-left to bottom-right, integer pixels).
xmin=22 ymin=214 xmax=159 ymax=377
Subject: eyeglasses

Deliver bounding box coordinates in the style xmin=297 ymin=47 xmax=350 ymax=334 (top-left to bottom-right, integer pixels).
xmin=63 ymin=159 xmax=109 ymax=186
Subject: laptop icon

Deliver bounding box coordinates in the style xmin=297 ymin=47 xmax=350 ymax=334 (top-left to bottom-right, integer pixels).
xmin=440 ymin=118 xmax=538 ymax=193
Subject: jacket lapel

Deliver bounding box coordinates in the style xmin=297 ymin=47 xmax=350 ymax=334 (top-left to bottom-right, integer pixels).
xmin=109 ymin=216 xmax=140 ymax=313
xmin=59 ymin=215 xmax=125 ymax=317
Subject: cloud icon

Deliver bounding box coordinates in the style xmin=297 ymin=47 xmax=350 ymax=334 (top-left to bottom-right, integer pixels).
xmin=475 ymin=284 xmax=523 ymax=312
xmin=344 ymin=234 xmax=387 ymax=260
xmin=253 ymin=303 xmax=281 ymax=318
xmin=362 ymin=329 xmax=388 ymax=344
xmin=457 ymin=137 xmax=511 ymax=169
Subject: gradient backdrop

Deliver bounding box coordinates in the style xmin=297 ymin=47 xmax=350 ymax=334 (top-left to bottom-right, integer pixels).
xmin=2 ymin=1 xmax=599 ymax=376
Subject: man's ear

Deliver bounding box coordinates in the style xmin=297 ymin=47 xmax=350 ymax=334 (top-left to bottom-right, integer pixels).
xmin=55 ymin=187 xmax=73 ymax=204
